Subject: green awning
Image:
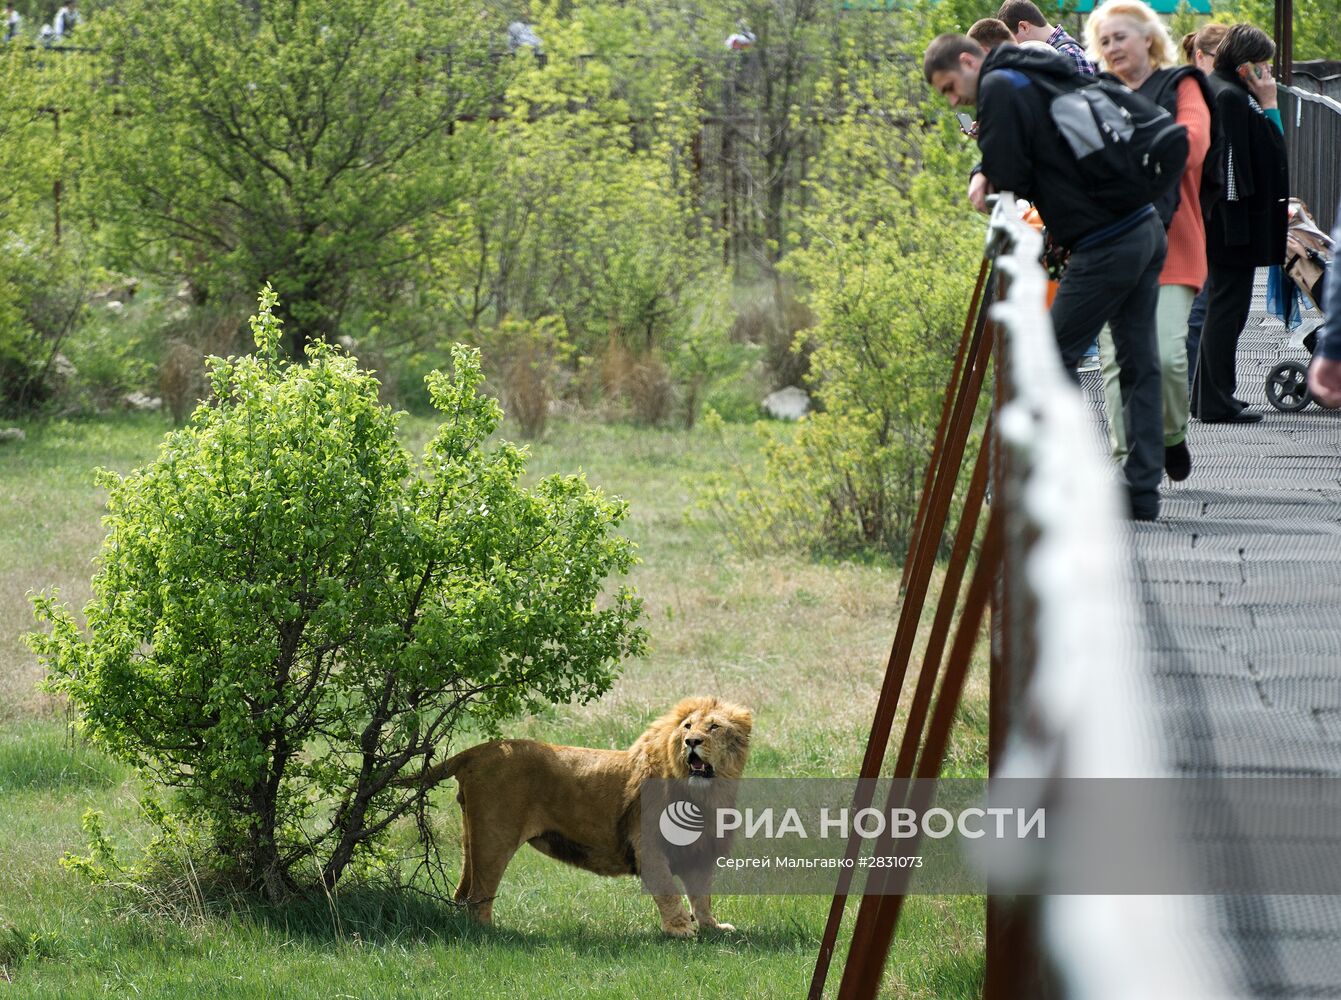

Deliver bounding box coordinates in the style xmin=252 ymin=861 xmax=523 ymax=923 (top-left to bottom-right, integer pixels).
xmin=1065 ymin=0 xmax=1212 ymax=11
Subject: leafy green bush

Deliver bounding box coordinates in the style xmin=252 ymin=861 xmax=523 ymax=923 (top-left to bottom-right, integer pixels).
xmin=64 ymin=309 xmax=157 ymax=411
xmin=30 ymin=288 xmax=646 ymax=901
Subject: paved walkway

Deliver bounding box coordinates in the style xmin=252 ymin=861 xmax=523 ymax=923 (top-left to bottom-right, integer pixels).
xmin=1094 ymin=280 xmax=1341 ymax=998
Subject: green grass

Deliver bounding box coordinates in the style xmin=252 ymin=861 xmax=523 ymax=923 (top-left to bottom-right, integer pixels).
xmin=0 ymin=412 xmax=988 ymax=997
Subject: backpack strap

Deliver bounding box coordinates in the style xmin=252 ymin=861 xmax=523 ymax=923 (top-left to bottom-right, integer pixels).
xmin=1139 ymin=65 xmax=1215 ymax=122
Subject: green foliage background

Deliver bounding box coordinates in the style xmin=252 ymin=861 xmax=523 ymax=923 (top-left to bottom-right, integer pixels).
xmin=8 ymin=0 xmax=1330 ymax=549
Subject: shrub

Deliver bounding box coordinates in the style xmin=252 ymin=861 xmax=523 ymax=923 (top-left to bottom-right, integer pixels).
xmin=158 ymin=301 xmax=250 ymax=425
xmin=30 ymin=288 xmax=646 ymax=901
xmin=0 ymin=246 xmax=91 ymax=417
xmin=477 ymin=315 xmax=570 ymax=439
xmin=625 ymin=353 xmax=675 ymax=426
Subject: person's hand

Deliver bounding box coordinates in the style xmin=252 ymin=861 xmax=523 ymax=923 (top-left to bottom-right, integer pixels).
xmin=968 ymin=172 xmax=995 ymax=214
xmin=1240 ymin=61 xmax=1277 ymax=109
xmin=1308 ymin=355 xmax=1341 ymax=408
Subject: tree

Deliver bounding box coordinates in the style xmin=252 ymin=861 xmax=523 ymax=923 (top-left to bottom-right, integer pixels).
xmin=31 ymin=289 xmax=646 ymax=900
xmin=0 ymin=43 xmax=95 ymax=415
xmin=1216 ymin=0 xmax=1341 ymax=62
xmin=702 ymin=105 xmax=984 ymax=557
xmin=424 ymin=13 xmax=733 ymax=426
xmin=82 ymin=0 xmax=494 ymax=353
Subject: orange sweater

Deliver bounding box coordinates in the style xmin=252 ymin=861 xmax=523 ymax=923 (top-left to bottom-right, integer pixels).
xmin=1162 ymin=77 xmax=1212 ymax=289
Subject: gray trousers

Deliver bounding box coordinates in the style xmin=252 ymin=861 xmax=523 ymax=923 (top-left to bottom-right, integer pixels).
xmin=1050 ymin=213 xmax=1167 ymax=516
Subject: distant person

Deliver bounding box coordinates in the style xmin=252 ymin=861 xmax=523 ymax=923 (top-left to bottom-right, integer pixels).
xmin=968 ymin=18 xmax=1013 ymax=52
xmin=996 ymin=0 xmax=1096 ymax=75
xmin=1306 ymin=197 xmax=1341 ymax=407
xmin=3 ymin=3 xmax=19 ymax=43
xmin=1191 ymin=24 xmax=1288 ymax=424
xmin=1180 ymin=23 xmax=1229 ymax=384
xmin=53 ymin=0 xmax=78 ymax=40
xmin=924 ymin=34 xmax=1167 ymax=519
xmin=1087 ymin=0 xmax=1213 ymax=481
xmin=725 ymin=26 xmax=756 ymax=50
xmin=506 ymin=20 xmax=541 ymax=54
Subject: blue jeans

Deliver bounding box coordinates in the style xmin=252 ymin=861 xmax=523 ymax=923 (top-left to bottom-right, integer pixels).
xmin=1186 ymin=281 xmax=1209 ymax=388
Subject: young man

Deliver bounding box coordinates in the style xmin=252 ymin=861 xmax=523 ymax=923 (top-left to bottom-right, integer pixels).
xmin=968 ymin=18 xmax=1014 ymax=52
xmin=997 ymin=0 xmax=1096 ymax=76
xmin=924 ymin=34 xmax=1168 ymax=521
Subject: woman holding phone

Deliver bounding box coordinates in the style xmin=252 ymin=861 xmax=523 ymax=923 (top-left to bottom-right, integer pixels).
xmin=1191 ymin=23 xmax=1289 ymax=423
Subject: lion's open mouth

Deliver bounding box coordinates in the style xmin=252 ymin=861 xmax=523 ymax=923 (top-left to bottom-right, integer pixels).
xmin=687 ymin=747 xmax=715 ymax=779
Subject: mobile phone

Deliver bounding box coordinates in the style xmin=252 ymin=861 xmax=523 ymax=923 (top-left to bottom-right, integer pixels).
xmin=955 ymin=112 xmax=976 ymax=135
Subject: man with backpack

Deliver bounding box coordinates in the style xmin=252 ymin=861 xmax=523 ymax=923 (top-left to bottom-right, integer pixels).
xmin=924 ymin=34 xmax=1182 ymax=521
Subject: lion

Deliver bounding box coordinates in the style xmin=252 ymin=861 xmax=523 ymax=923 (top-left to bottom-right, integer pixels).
xmin=394 ymin=696 xmax=753 ymax=937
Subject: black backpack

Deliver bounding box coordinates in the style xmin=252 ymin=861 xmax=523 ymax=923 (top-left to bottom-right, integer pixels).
xmin=1032 ymin=74 xmax=1190 ymax=222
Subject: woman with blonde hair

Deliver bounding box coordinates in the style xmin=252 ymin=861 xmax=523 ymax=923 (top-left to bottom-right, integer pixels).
xmin=1085 ymin=0 xmax=1214 ymax=479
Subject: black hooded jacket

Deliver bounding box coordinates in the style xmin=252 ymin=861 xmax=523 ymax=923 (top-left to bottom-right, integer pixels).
xmin=976 ymin=44 xmax=1145 ymax=248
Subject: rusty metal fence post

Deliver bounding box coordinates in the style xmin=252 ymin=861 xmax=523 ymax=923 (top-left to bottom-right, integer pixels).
xmin=809 ymin=241 xmax=998 ymax=1000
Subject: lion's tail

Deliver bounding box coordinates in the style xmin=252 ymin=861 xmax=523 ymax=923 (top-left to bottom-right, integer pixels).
xmin=390 ymin=748 xmax=471 ymax=789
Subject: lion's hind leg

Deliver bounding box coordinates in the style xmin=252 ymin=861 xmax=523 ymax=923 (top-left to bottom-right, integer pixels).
xmin=454 ymin=788 xmax=474 ymax=905
xmin=456 ymin=790 xmax=522 ymax=926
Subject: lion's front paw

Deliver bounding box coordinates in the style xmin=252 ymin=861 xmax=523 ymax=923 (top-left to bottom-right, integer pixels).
xmin=661 ymin=914 xmax=697 ymax=938
xmin=700 ymin=920 xmax=735 ymax=933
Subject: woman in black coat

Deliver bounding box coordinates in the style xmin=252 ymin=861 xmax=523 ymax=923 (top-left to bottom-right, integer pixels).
xmin=1191 ymin=23 xmax=1289 ymax=424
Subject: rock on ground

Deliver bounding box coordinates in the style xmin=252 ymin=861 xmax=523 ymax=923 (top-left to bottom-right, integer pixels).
xmin=762 ymin=386 xmax=810 ymax=420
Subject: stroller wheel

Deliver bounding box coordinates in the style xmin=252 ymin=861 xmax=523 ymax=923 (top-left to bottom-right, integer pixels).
xmin=1265 ymin=361 xmax=1312 ymax=412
